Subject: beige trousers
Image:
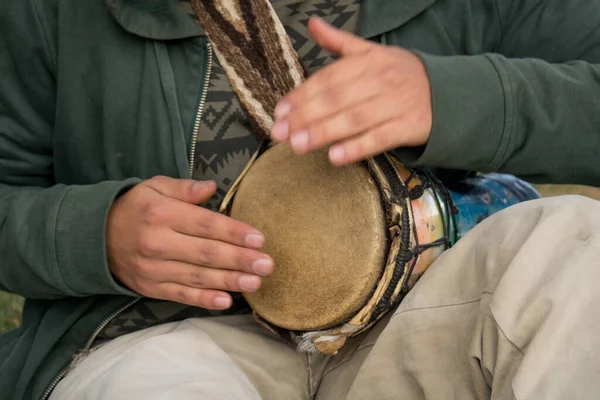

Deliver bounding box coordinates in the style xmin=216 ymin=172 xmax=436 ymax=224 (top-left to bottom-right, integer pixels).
xmin=51 ymin=196 xmax=600 ymax=400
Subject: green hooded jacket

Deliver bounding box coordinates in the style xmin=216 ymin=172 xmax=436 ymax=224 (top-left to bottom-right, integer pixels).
xmin=1 ymin=0 xmax=599 ymax=398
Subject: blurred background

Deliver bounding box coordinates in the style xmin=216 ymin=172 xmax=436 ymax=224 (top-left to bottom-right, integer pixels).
xmin=1 ymin=183 xmax=599 ymax=333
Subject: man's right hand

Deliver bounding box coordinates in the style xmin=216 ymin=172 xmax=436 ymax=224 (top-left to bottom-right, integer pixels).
xmin=106 ymin=176 xmax=273 ymax=310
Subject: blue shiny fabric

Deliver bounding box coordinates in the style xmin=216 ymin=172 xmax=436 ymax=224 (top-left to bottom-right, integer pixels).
xmin=447 ymin=173 xmax=541 ymax=243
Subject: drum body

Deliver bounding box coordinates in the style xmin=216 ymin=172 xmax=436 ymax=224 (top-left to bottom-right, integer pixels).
xmin=225 ymin=144 xmax=452 ymax=353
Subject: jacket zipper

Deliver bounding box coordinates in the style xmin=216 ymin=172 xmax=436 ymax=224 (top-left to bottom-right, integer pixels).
xmin=40 ymin=298 xmax=141 ymax=400
xmin=188 ymin=41 xmax=214 ymax=178
xmin=40 ymin=40 xmax=214 ymax=400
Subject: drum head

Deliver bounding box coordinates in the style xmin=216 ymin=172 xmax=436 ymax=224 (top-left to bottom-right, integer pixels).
xmin=230 ymin=144 xmax=387 ymax=331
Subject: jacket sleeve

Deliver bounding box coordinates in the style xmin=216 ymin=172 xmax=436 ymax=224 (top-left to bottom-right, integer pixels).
xmin=0 ymin=0 xmax=139 ymax=299
xmin=395 ymin=0 xmax=600 ymax=186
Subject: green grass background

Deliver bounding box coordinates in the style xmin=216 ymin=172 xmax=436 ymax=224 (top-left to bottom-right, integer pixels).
xmin=0 ymin=291 xmax=23 ymax=333
xmin=1 ymin=184 xmax=599 ymax=333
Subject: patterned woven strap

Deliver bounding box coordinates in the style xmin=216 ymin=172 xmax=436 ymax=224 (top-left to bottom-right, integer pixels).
xmin=191 ymin=0 xmax=307 ymax=138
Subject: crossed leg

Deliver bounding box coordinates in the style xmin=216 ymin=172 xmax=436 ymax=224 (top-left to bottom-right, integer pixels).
xmin=318 ymin=195 xmax=600 ymax=400
xmin=50 ymin=314 xmax=309 ymax=400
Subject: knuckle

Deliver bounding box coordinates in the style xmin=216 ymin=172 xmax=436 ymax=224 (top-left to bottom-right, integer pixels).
xmin=289 ymin=107 xmax=309 ymax=131
xmin=369 ymin=131 xmax=390 ymax=152
xmin=350 ymin=139 xmax=367 ymax=158
xmin=196 ymin=291 xmax=216 ymax=308
xmin=230 ymin=224 xmax=245 ymax=244
xmin=188 ymin=271 xmax=208 ymax=288
xmin=344 ymin=108 xmax=364 ymax=129
xmin=196 ymin=212 xmax=214 ymax=236
xmin=174 ymin=288 xmax=209 ymax=307
xmin=381 ymin=66 xmax=404 ymax=86
xmin=142 ymin=201 xmax=167 ymax=225
xmin=376 ymin=127 xmax=394 ymax=147
xmin=134 ymin=259 xmax=155 ymax=277
xmin=370 ymin=47 xmax=387 ymax=62
xmin=310 ymin=123 xmax=328 ymax=143
xmin=138 ymin=233 xmax=164 ymax=257
xmin=236 ymin=251 xmax=252 ymax=272
xmin=190 ymin=290 xmax=214 ymax=308
xmin=224 ymin=272 xmax=241 ymax=292
xmin=144 ymin=175 xmax=168 ymax=191
xmin=227 ymin=224 xmax=244 ymax=245
xmin=198 ymin=244 xmax=219 ymax=267
xmin=359 ymin=136 xmax=376 ymax=154
xmin=151 ymin=175 xmax=169 ymax=183
xmin=324 ymin=86 xmax=343 ymax=105
xmin=175 ymin=288 xmax=192 ymax=305
xmin=218 ymin=216 xmax=238 ymax=240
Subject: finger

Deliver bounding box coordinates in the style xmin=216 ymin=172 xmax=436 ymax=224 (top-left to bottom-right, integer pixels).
xmin=285 ymin=81 xmax=398 ymax=153
xmin=328 ymin=118 xmax=422 ymax=166
xmin=155 ymin=282 xmax=233 ymax=310
xmin=140 ymin=231 xmax=274 ymax=276
xmin=272 ymin=55 xmax=370 ymax=134
xmin=168 ymin=201 xmax=266 ymax=249
xmin=307 ymin=16 xmax=374 ymax=56
xmin=137 ymin=260 xmax=262 ymax=293
xmin=146 ymin=176 xmax=216 ymax=205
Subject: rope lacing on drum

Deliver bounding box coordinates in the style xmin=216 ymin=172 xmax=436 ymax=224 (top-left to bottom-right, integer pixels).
xmin=371 ymin=157 xmax=457 ymax=316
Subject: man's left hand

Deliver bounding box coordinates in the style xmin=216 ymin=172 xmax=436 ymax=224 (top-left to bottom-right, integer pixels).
xmin=270 ymin=16 xmax=433 ymax=166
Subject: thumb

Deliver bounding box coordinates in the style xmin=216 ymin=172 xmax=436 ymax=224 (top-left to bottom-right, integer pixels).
xmin=308 ymin=16 xmax=375 ymax=56
xmin=146 ymin=176 xmax=216 ymax=205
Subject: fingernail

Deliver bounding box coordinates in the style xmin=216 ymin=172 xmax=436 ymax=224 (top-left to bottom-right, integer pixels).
xmin=271 ymin=120 xmax=290 ymax=141
xmin=291 ymin=130 xmax=309 ymax=151
xmin=245 ymin=233 xmax=265 ymax=248
xmin=214 ymin=296 xmax=232 ymax=309
xmin=252 ymin=258 xmax=274 ymax=276
xmin=193 ymin=181 xmax=214 ymax=192
xmin=274 ymin=101 xmax=291 ymax=120
xmin=329 ymin=145 xmax=345 ymax=164
xmin=239 ymin=275 xmax=261 ymax=291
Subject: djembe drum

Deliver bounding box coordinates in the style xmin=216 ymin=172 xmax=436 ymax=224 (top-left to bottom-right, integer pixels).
xmin=220 ymin=143 xmax=538 ymax=355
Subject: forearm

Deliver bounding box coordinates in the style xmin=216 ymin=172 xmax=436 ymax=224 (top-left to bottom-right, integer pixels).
xmin=396 ymin=53 xmax=600 ymax=186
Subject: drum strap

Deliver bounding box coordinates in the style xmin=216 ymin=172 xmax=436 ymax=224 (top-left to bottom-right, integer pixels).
xmin=190 ymin=0 xmax=309 ymax=212
xmin=190 ymin=0 xmax=305 ymax=139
